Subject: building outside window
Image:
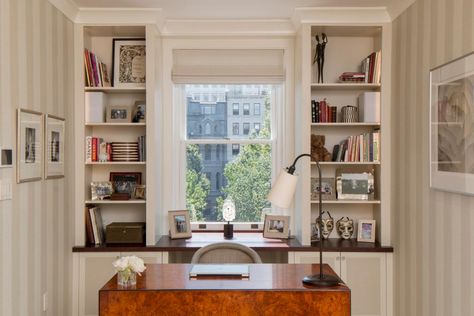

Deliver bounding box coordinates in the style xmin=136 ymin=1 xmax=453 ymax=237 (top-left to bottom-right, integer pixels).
xmin=243 ymin=123 xmax=250 ymax=135
xmin=233 ymin=103 xmax=239 ymax=115
xmin=232 ymin=144 xmax=240 ymax=156
xmin=233 ymin=123 xmax=239 ymax=135
xmin=254 ymin=123 xmax=261 ymax=133
xmin=243 ymin=103 xmax=250 ymax=115
xmin=254 ymin=103 xmax=261 ymax=115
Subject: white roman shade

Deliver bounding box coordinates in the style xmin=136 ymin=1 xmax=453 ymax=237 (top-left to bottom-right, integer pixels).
xmin=172 ymin=49 xmax=285 ymax=83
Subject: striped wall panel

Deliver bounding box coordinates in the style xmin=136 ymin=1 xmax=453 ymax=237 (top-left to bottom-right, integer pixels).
xmin=0 ymin=0 xmax=74 ymax=315
xmin=392 ymin=0 xmax=474 ymax=315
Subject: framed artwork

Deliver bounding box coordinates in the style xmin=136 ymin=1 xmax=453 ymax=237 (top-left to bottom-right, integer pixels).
xmin=311 ymin=177 xmax=336 ymax=200
xmin=357 ymin=219 xmax=376 ymax=243
xmin=17 ymin=109 xmax=43 ymax=183
xmin=45 ymin=114 xmax=65 ymax=179
xmin=263 ymin=214 xmax=290 ymax=239
xmin=168 ymin=210 xmax=192 ymax=239
xmin=112 ymin=38 xmax=146 ymax=88
xmin=109 ymin=172 xmax=142 ymax=197
xmin=134 ymin=185 xmax=146 ymax=199
xmin=106 ymin=105 xmax=132 ymax=123
xmin=430 ymin=51 xmax=474 ymax=195
xmin=91 ymin=181 xmax=113 ymax=200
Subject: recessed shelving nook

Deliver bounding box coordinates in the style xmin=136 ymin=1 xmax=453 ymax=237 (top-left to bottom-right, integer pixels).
xmin=74 ymin=24 xmax=160 ymax=249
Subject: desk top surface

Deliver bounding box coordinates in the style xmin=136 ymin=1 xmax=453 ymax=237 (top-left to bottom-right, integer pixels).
xmin=100 ymin=263 xmax=349 ymax=292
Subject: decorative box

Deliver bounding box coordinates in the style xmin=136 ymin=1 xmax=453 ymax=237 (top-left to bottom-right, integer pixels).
xmin=105 ymin=222 xmax=145 ymax=244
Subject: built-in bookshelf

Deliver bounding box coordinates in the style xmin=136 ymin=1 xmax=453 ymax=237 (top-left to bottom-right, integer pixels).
xmin=74 ymin=24 xmax=158 ymax=247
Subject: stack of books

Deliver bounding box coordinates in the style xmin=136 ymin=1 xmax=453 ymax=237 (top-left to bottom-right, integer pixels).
xmin=84 ymin=48 xmax=110 ymax=87
xmin=85 ymin=206 xmax=104 ymax=245
xmin=111 ymin=142 xmax=139 ymax=162
xmin=331 ymin=130 xmax=380 ymax=162
xmin=311 ymin=99 xmax=337 ymax=123
xmin=361 ymin=51 xmax=382 ymax=84
xmin=339 ymin=72 xmax=366 ymax=82
xmin=85 ymin=136 xmax=109 ymax=162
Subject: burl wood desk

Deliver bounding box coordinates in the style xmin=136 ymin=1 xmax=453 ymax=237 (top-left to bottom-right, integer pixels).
xmin=99 ymin=264 xmax=350 ymax=316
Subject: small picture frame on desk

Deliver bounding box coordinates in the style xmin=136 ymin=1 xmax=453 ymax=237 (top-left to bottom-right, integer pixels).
xmin=357 ymin=219 xmax=376 ymax=243
xmin=263 ymin=215 xmax=290 ymax=239
xmin=168 ymin=210 xmax=192 ymax=239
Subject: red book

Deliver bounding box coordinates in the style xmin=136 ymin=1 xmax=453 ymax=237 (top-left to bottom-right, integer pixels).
xmin=90 ymin=52 xmax=99 ymax=87
xmin=320 ymin=99 xmax=327 ymax=122
xmin=92 ymin=137 xmax=98 ymax=162
xmin=84 ymin=49 xmax=93 ymax=86
xmin=106 ymin=143 xmax=112 ymax=161
xmin=368 ymin=52 xmax=376 ymax=83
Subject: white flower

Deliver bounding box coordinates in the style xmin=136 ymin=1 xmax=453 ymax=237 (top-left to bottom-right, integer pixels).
xmin=113 ymin=256 xmax=146 ymax=275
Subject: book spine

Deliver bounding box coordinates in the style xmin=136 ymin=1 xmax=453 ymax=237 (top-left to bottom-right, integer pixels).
xmin=369 ymin=52 xmax=376 ymax=83
xmin=320 ymin=99 xmax=327 ymax=122
xmin=89 ymin=207 xmax=99 ymax=245
xmin=373 ymin=130 xmax=380 ymax=161
xmin=90 ymin=52 xmax=98 ymax=87
xmin=106 ymin=143 xmax=112 ymax=161
xmin=85 ymin=207 xmax=95 ymax=245
xmin=315 ymin=102 xmax=320 ymax=122
xmin=92 ymin=137 xmax=98 ymax=162
xmin=97 ymin=56 xmax=103 ymax=87
xmin=311 ymin=100 xmax=316 ymax=123
xmin=85 ymin=136 xmax=92 ymax=163
xmin=331 ymin=106 xmax=337 ymax=122
xmin=84 ymin=50 xmax=90 ymax=87
xmin=99 ymin=138 xmax=106 ymax=162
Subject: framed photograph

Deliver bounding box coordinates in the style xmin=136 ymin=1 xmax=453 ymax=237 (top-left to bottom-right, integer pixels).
xmin=45 ymin=114 xmax=65 ymax=179
xmin=263 ymin=214 xmax=290 ymax=239
xmin=132 ymin=100 xmax=146 ymax=123
xmin=168 ymin=210 xmax=192 ymax=239
xmin=336 ymin=172 xmax=374 ymax=200
xmin=310 ymin=222 xmax=319 ymax=242
xmin=91 ymin=181 xmax=113 ymax=200
xmin=357 ymin=219 xmax=376 ymax=243
xmin=134 ymin=184 xmax=146 ymax=199
xmin=109 ymin=172 xmax=142 ymax=197
xmin=17 ymin=109 xmax=43 ymax=183
xmin=106 ymin=105 xmax=132 ymax=123
xmin=112 ymin=38 xmax=146 ymax=88
xmin=311 ymin=177 xmax=336 ymax=200
xmin=430 ymin=51 xmax=474 ymax=195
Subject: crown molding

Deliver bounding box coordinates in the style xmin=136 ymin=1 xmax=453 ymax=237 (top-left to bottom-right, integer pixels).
xmin=48 ymin=0 xmax=79 ymax=21
xmin=293 ymin=7 xmax=391 ymax=28
xmin=160 ymin=19 xmax=295 ymax=37
xmin=386 ymin=0 xmax=416 ymax=20
xmin=75 ymin=8 xmax=163 ymax=25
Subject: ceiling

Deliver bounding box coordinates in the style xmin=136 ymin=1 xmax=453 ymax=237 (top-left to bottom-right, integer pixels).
xmin=70 ymin=0 xmax=402 ymax=20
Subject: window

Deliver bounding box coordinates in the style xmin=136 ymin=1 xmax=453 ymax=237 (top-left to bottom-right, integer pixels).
xmin=232 ymin=103 xmax=239 ymax=115
xmin=254 ymin=123 xmax=261 ymax=133
xmin=243 ymin=123 xmax=250 ymax=135
xmin=184 ymin=84 xmax=274 ymax=222
xmin=233 ymin=123 xmax=239 ymax=135
xmin=254 ymin=103 xmax=261 ymax=115
xmin=243 ymin=103 xmax=250 ymax=115
xmin=204 ymin=122 xmax=211 ymax=135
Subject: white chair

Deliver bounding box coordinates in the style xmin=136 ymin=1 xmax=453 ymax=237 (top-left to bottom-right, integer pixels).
xmin=191 ymin=242 xmax=262 ymax=264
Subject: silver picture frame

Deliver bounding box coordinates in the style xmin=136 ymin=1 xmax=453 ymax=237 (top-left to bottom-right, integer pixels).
xmin=17 ymin=108 xmax=43 ymax=183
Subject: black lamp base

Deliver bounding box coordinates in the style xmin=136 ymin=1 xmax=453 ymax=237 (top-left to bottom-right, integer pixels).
xmin=223 ymin=223 xmax=234 ymax=239
xmin=302 ymin=273 xmax=341 ymax=287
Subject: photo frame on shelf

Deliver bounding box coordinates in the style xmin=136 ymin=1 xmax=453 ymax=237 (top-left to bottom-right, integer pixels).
xmin=311 ymin=177 xmax=336 ymax=200
xmin=134 ymin=184 xmax=146 ymax=199
xmin=45 ymin=114 xmax=65 ymax=179
xmin=112 ymin=38 xmax=146 ymax=88
xmin=168 ymin=210 xmax=192 ymax=239
xmin=109 ymin=172 xmax=142 ymax=198
xmin=335 ymin=166 xmax=375 ymax=200
xmin=357 ymin=219 xmax=376 ymax=243
xmin=430 ymin=51 xmax=474 ymax=195
xmin=132 ymin=100 xmax=146 ymax=123
xmin=263 ymin=214 xmax=290 ymax=239
xmin=91 ymin=181 xmax=113 ymax=201
xmin=17 ymin=109 xmax=43 ymax=183
xmin=106 ymin=105 xmax=132 ymax=123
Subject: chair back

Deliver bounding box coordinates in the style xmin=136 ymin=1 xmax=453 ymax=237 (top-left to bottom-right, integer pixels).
xmin=191 ymin=242 xmax=262 ymax=264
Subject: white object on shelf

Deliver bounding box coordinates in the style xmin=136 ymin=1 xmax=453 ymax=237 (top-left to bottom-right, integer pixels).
xmin=85 ymin=92 xmax=107 ymax=123
xmin=358 ymin=92 xmax=380 ymax=123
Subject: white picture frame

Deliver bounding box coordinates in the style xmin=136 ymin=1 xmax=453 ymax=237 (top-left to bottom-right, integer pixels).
xmin=112 ymin=38 xmax=146 ymax=88
xmin=106 ymin=104 xmax=132 ymax=123
xmin=17 ymin=109 xmax=43 ymax=183
xmin=45 ymin=114 xmax=65 ymax=179
xmin=430 ymin=51 xmax=474 ymax=195
xmin=357 ymin=219 xmax=376 ymax=243
xmin=263 ymin=214 xmax=290 ymax=239
xmin=168 ymin=210 xmax=192 ymax=239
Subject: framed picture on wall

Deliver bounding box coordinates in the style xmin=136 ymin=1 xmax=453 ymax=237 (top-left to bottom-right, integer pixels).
xmin=430 ymin=51 xmax=474 ymax=195
xmin=17 ymin=109 xmax=43 ymax=183
xmin=112 ymin=38 xmax=146 ymax=88
xmin=168 ymin=210 xmax=192 ymax=239
xmin=45 ymin=114 xmax=65 ymax=179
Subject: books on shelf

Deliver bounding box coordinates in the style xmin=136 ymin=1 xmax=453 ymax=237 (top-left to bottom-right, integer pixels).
xmin=311 ymin=98 xmax=337 ymax=123
xmin=85 ymin=206 xmax=105 ymax=245
xmin=332 ymin=130 xmax=380 ymax=162
xmin=361 ymin=51 xmax=381 ymax=84
xmin=339 ymin=72 xmax=366 ymax=82
xmin=85 ymin=136 xmax=146 ymax=162
xmin=84 ymin=48 xmax=111 ymax=88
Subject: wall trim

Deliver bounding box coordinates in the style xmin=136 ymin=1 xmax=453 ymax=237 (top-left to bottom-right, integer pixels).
xmin=293 ymin=7 xmax=391 ymax=27
xmin=75 ymin=8 xmax=163 ymax=25
xmin=386 ymin=0 xmax=416 ymax=20
xmin=48 ymin=0 xmax=79 ymax=22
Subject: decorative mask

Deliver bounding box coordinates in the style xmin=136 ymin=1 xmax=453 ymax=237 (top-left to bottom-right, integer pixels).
xmin=336 ymin=217 xmax=354 ymax=240
xmin=316 ymin=211 xmax=334 ymax=239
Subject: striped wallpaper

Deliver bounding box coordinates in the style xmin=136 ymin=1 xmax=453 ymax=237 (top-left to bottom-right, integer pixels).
xmin=0 ymin=0 xmax=74 ymax=315
xmin=392 ymin=0 xmax=474 ymax=315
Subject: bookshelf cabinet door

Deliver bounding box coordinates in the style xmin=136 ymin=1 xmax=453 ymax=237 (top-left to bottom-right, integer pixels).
xmin=340 ymin=252 xmax=387 ymax=316
xmin=291 ymin=251 xmax=341 ymax=276
xmin=120 ymin=252 xmax=163 ymax=264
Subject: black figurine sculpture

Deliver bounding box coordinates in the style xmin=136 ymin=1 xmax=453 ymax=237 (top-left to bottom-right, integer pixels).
xmin=313 ymin=33 xmax=328 ymax=83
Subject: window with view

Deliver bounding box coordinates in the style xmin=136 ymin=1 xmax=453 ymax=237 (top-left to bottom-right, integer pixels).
xmin=184 ymin=84 xmax=274 ymax=223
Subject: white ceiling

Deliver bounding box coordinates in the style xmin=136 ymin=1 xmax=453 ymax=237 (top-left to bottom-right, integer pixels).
xmin=71 ymin=0 xmax=398 ymax=20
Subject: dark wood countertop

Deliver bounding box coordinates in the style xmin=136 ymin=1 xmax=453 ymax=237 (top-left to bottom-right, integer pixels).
xmin=73 ymin=233 xmax=393 ymax=253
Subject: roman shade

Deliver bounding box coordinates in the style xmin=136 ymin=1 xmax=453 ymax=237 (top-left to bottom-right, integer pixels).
xmin=172 ymin=49 xmax=285 ymax=83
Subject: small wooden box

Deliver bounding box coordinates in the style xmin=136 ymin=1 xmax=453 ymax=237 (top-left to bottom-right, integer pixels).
xmin=105 ymin=222 xmax=145 ymax=244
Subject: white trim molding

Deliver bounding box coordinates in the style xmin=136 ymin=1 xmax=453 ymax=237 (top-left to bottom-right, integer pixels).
xmin=386 ymin=0 xmax=416 ymax=20
xmin=48 ymin=0 xmax=79 ymax=22
xmin=75 ymin=8 xmax=163 ymax=25
xmin=293 ymin=7 xmax=391 ymax=27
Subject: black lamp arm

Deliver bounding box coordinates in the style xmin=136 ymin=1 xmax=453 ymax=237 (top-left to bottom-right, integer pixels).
xmin=287 ymin=154 xmax=313 ymax=175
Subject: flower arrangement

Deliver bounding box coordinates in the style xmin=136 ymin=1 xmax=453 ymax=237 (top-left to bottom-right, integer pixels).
xmin=113 ymin=255 xmax=146 ymax=286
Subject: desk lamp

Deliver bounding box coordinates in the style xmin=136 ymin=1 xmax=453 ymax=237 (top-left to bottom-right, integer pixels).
xmin=267 ymin=154 xmax=341 ymax=286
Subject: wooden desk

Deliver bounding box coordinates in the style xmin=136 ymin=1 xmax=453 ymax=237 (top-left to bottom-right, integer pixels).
xmin=99 ymin=264 xmax=350 ymax=316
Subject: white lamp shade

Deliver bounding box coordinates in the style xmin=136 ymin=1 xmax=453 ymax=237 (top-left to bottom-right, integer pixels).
xmin=267 ymin=171 xmax=298 ymax=208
